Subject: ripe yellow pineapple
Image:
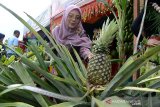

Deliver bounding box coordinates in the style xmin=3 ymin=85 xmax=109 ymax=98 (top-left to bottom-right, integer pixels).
xmin=87 ymin=19 xmax=118 ymax=86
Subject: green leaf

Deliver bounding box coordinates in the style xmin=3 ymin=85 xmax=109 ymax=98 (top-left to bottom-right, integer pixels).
xmin=3 ymin=55 xmax=15 ymax=65
xmin=2 ymin=69 xmax=21 ymax=84
xmin=138 ymin=76 xmax=160 ymax=84
xmin=11 ymin=62 xmax=48 ymax=107
xmin=61 ymin=46 xmax=85 ymax=85
xmin=11 ymin=62 xmax=34 ymax=85
xmin=0 ymin=85 xmax=38 ymax=105
xmin=0 ymin=84 xmax=21 ymax=96
xmin=29 ymin=44 xmax=48 ymax=71
xmin=49 ymin=102 xmax=85 ymax=107
xmin=118 ymin=86 xmax=160 ymax=93
xmin=28 ymin=70 xmax=58 ymax=92
xmin=0 ymin=102 xmax=34 ymax=107
xmin=2 ymin=84 xmax=82 ymax=102
xmin=73 ymin=48 xmax=87 ymax=78
xmin=15 ymin=47 xmax=23 ymax=54
xmin=92 ymin=97 xmax=106 ymax=107
xmin=21 ymin=56 xmax=77 ymax=96
xmin=128 ymin=65 xmax=160 ymax=86
xmin=50 ymin=74 xmax=80 ymax=86
xmin=121 ymin=0 xmax=127 ymax=11
xmin=0 ymin=75 xmax=14 ymax=85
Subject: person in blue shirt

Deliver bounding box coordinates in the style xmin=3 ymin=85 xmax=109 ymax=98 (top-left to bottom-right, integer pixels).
xmin=7 ymin=30 xmax=20 ymax=58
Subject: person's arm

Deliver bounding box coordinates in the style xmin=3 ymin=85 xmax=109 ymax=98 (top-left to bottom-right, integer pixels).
xmin=79 ymin=31 xmax=93 ymax=60
xmin=80 ymin=47 xmax=93 ymax=60
xmin=147 ymin=35 xmax=160 ymax=46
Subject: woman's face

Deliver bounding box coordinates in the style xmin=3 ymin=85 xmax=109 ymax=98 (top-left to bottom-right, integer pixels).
xmin=66 ymin=9 xmax=81 ymax=29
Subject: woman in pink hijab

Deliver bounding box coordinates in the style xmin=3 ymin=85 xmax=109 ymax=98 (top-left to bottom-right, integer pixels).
xmin=52 ymin=5 xmax=93 ymax=61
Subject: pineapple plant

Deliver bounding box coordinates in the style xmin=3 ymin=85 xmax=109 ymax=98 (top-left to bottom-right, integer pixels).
xmin=87 ymin=19 xmax=118 ymax=86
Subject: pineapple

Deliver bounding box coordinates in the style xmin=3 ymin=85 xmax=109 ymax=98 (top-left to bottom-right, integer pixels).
xmin=87 ymin=19 xmax=118 ymax=86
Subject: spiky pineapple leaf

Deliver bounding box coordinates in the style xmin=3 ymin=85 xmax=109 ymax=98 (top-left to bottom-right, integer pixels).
xmin=11 ymin=62 xmax=48 ymax=107
xmin=0 ymin=102 xmax=34 ymax=107
xmin=128 ymin=65 xmax=160 ymax=86
xmin=73 ymin=48 xmax=88 ymax=78
xmin=117 ymin=86 xmax=160 ymax=93
xmin=0 ymin=84 xmax=82 ymax=102
xmin=138 ymin=76 xmax=160 ymax=84
xmin=92 ymin=97 xmax=106 ymax=107
xmin=49 ymin=102 xmax=86 ymax=107
xmin=96 ymin=18 xmax=118 ymax=47
xmin=28 ymin=44 xmax=48 ymax=71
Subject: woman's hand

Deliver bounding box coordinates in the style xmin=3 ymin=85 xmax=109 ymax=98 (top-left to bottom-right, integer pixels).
xmin=87 ymin=52 xmax=94 ymax=59
xmin=147 ymin=38 xmax=160 ymax=46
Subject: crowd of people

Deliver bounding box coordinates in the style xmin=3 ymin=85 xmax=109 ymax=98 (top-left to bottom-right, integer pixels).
xmin=0 ymin=30 xmax=20 ymax=59
xmin=0 ymin=33 xmax=6 ymax=59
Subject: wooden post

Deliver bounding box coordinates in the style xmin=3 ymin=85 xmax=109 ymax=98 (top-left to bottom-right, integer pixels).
xmin=132 ymin=0 xmax=139 ymax=80
xmin=139 ymin=0 xmax=145 ymax=10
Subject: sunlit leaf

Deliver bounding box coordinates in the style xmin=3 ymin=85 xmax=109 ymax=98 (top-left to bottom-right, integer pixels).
xmin=0 ymin=102 xmax=34 ymax=107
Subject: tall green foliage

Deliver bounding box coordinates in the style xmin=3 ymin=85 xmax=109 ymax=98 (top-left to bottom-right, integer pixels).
xmin=97 ymin=0 xmax=133 ymax=63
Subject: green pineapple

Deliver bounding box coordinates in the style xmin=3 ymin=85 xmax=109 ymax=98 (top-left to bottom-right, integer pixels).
xmin=87 ymin=19 xmax=118 ymax=86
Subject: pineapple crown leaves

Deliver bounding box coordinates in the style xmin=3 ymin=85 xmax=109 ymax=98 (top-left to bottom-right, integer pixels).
xmin=95 ymin=18 xmax=118 ymax=47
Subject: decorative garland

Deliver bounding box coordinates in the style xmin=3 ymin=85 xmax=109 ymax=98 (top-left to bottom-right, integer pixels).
xmin=81 ymin=2 xmax=112 ymax=23
xmin=152 ymin=3 xmax=160 ymax=13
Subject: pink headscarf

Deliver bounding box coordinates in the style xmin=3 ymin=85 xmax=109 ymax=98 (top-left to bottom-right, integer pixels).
xmin=52 ymin=5 xmax=92 ymax=49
